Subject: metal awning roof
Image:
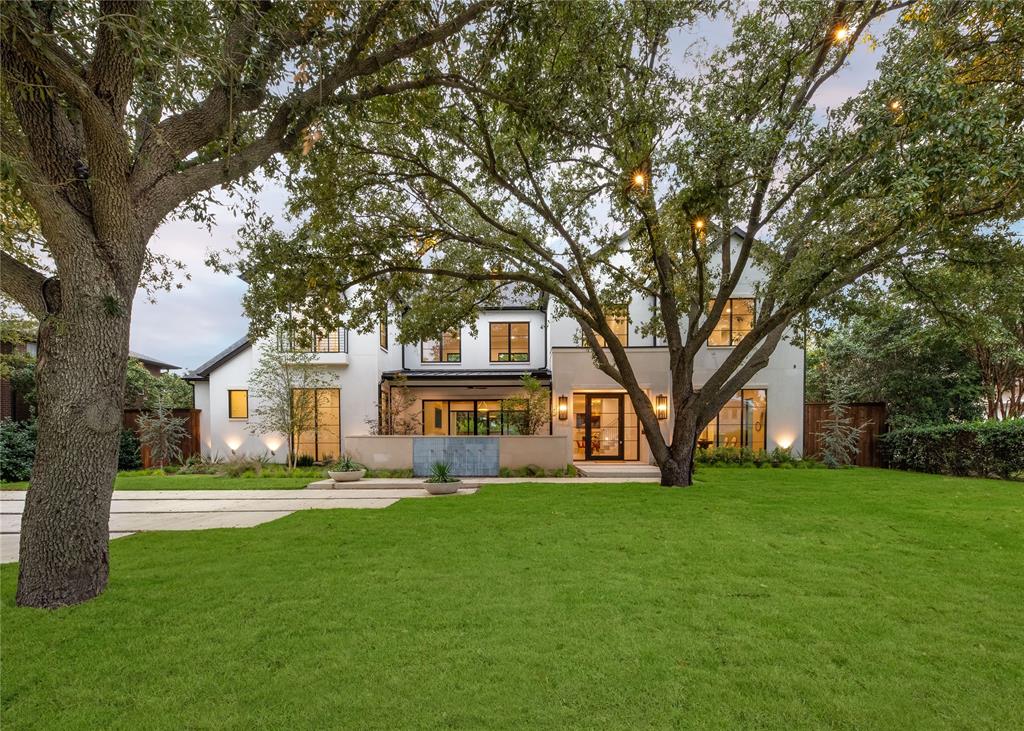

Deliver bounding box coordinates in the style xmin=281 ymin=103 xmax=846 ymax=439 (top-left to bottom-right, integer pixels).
xmin=382 ymin=368 xmax=550 ymax=382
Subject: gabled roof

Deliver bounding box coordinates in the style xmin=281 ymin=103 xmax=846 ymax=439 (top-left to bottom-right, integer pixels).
xmin=184 ymin=336 xmax=251 ymax=381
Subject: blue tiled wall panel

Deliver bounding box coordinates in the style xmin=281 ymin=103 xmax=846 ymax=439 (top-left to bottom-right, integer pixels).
xmin=412 ymin=437 xmax=500 ymax=477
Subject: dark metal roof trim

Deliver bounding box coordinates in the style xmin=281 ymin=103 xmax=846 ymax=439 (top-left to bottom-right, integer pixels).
xmin=382 ymin=368 xmax=551 ymax=381
xmin=189 ymin=336 xmax=251 ymax=377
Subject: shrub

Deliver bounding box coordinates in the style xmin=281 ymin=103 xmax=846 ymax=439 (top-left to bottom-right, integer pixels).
xmin=118 ymin=428 xmax=142 ymax=471
xmin=295 ymin=453 xmax=316 ymax=467
xmin=326 ymin=455 xmax=364 ymax=473
xmin=880 ymin=420 xmax=1024 ymax=479
xmin=0 ymin=419 xmax=36 ymax=482
xmin=136 ymin=407 xmax=188 ymax=466
xmin=426 ymin=461 xmax=456 ymax=483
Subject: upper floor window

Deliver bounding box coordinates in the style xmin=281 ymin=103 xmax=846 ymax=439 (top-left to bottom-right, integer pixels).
xmin=228 ymin=389 xmax=248 ymax=420
xmin=379 ymin=318 xmax=388 ymax=351
xmin=594 ymin=313 xmax=629 ymax=347
xmin=278 ymin=327 xmax=347 ymax=353
xmin=490 ymin=322 xmax=530 ymax=362
xmin=708 ymin=298 xmax=754 ymax=347
xmin=422 ymin=330 xmax=461 ymax=363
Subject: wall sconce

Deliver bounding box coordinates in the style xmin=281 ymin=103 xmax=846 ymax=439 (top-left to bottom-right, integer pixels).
xmin=557 ymin=396 xmax=569 ymax=420
xmin=655 ymin=395 xmax=669 ymax=420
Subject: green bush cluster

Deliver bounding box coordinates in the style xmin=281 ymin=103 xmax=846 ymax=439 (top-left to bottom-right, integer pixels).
xmin=880 ymin=420 xmax=1024 ymax=479
xmin=118 ymin=428 xmax=142 ymax=471
xmin=2 ymin=421 xmax=142 ymax=482
xmin=498 ymin=464 xmax=578 ymax=478
xmin=0 ymin=419 xmax=36 ymax=482
xmin=694 ymin=446 xmax=816 ymax=469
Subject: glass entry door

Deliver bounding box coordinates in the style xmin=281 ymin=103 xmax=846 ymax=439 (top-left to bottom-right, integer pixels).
xmin=585 ymin=394 xmax=625 ymax=460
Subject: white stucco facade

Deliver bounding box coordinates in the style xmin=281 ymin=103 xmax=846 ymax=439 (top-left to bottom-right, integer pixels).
xmin=189 ymin=233 xmax=805 ymax=465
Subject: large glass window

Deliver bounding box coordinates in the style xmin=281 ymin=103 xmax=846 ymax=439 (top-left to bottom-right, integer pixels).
xmin=490 ymin=322 xmax=530 ymax=362
xmin=422 ymin=330 xmax=461 ymax=363
xmin=292 ymin=388 xmax=341 ymax=462
xmin=698 ymin=389 xmax=767 ymax=450
xmin=421 ymin=399 xmax=539 ymax=435
xmin=594 ymin=313 xmax=630 ymax=347
xmin=707 ymin=298 xmax=755 ymax=347
xmin=228 ymin=390 xmax=248 ymax=419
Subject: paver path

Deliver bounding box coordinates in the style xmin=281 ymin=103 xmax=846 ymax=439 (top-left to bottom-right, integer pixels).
xmin=0 ymin=487 xmax=476 ymax=564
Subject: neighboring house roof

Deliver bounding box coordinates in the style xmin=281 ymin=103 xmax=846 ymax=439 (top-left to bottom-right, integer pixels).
xmin=129 ymin=350 xmax=180 ymax=371
xmin=184 ymin=336 xmax=251 ymax=381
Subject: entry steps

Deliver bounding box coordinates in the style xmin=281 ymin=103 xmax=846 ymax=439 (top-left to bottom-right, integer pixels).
xmin=574 ymin=463 xmax=662 ymax=479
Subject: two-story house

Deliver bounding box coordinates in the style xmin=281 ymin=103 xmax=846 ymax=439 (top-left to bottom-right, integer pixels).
xmin=188 ymin=231 xmax=805 ymax=467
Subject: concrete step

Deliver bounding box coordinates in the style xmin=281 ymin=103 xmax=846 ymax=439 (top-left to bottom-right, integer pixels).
xmin=573 ymin=463 xmax=662 ymax=478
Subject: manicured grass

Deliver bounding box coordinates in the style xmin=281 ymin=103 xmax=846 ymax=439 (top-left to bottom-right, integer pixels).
xmin=2 ymin=468 xmax=1022 ymax=729
xmin=0 ymin=473 xmax=310 ymax=491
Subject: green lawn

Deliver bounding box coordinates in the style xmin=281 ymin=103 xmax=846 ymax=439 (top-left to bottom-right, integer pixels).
xmin=2 ymin=468 xmax=1022 ymax=729
xmin=0 ymin=473 xmax=311 ymax=490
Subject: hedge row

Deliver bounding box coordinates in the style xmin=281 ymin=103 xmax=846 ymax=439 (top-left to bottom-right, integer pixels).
xmin=879 ymin=419 xmax=1024 ymax=479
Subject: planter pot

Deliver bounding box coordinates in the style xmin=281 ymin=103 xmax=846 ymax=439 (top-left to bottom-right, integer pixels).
xmin=424 ymin=480 xmax=460 ymax=495
xmin=328 ymin=469 xmax=366 ymax=483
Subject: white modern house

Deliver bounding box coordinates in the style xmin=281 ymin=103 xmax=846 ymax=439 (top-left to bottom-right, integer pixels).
xmin=187 ymin=231 xmax=805 ymax=471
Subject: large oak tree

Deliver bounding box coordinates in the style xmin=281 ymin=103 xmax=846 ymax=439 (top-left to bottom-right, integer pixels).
xmin=1 ymin=0 xmax=496 ymax=608
xmin=230 ymin=1 xmax=1024 ymax=486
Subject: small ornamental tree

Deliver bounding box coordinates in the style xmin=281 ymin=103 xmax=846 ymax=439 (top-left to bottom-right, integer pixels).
xmin=373 ymin=374 xmax=421 ymax=436
xmin=136 ymin=406 xmax=188 ymax=467
xmin=247 ymin=340 xmax=333 ymax=470
xmin=504 ymin=374 xmax=551 ymax=435
xmin=230 ymin=2 xmax=1024 ymax=487
xmin=817 ymin=373 xmax=866 ymax=469
xmin=1 ymin=0 xmax=496 ymax=607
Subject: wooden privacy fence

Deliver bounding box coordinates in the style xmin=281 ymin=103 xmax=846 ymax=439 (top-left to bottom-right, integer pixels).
xmin=123 ymin=408 xmax=202 ymax=468
xmin=803 ymin=402 xmax=888 ymax=467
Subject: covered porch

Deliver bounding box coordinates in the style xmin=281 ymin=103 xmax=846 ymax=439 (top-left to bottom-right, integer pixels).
xmin=380 ymin=369 xmax=552 ymax=437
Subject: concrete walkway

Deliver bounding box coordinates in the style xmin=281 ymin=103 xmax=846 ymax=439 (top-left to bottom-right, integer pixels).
xmin=0 ymin=487 xmax=476 ymax=564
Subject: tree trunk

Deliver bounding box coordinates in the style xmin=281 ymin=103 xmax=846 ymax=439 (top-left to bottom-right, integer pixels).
xmin=16 ymin=267 xmax=132 ymax=609
xmin=659 ymin=434 xmax=697 ymax=488
xmin=659 ymin=456 xmax=695 ymax=487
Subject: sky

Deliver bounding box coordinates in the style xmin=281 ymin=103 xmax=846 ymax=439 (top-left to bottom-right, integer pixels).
xmin=129 ymin=12 xmax=899 ymax=372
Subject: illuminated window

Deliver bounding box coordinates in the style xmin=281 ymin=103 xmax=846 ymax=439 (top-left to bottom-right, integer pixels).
xmin=707 ymin=298 xmax=755 ymax=347
xmin=291 ymin=388 xmax=341 ymax=462
xmin=422 ymin=329 xmax=461 ymax=363
xmin=594 ymin=313 xmax=629 ymax=347
xmin=227 ymin=390 xmax=248 ymax=420
xmin=421 ymin=399 xmax=537 ymax=435
xmin=379 ymin=318 xmax=388 ymax=351
xmin=698 ymin=389 xmax=766 ymax=450
xmin=490 ymin=322 xmax=530 ymax=362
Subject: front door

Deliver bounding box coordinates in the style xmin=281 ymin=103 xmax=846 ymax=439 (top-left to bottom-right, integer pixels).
xmin=585 ymin=394 xmax=625 ymax=460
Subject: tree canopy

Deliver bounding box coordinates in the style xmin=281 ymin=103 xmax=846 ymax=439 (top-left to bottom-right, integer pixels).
xmin=228 ymin=1 xmax=1024 ymax=484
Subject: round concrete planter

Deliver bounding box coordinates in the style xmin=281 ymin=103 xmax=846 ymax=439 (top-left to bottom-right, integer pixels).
xmin=328 ymin=469 xmax=366 ymax=483
xmin=424 ymin=480 xmax=460 ymax=495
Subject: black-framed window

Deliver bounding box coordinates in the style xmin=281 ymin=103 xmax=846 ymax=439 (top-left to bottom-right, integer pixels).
xmin=490 ymin=322 xmax=530 ymax=362
xmin=422 ymin=399 xmax=532 ymax=436
xmin=698 ymin=389 xmax=767 ymax=450
xmin=708 ymin=298 xmax=755 ymax=347
xmin=228 ymin=390 xmax=248 ymax=419
xmin=594 ymin=313 xmax=629 ymax=347
xmin=421 ymin=330 xmax=461 ymax=363
xmin=278 ymin=327 xmax=347 ymax=353
xmin=379 ymin=318 xmax=388 ymax=351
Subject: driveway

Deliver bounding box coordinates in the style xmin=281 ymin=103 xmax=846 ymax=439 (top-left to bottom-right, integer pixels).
xmin=0 ymin=487 xmax=475 ymax=563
